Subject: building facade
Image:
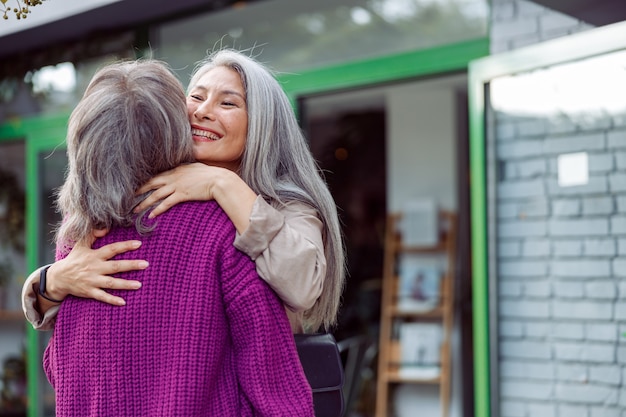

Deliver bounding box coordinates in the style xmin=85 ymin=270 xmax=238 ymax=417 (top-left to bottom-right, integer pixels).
xmin=0 ymin=0 xmax=624 ymax=416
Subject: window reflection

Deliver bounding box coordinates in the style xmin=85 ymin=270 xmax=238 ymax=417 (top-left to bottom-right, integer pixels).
xmin=158 ymin=0 xmax=488 ymax=77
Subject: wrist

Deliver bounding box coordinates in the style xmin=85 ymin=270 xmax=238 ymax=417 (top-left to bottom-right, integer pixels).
xmin=38 ymin=264 xmax=65 ymax=303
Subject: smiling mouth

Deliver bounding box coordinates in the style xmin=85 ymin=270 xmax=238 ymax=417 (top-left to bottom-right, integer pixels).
xmin=192 ymin=128 xmax=220 ymax=141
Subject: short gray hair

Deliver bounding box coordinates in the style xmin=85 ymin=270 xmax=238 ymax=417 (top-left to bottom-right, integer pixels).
xmin=56 ymin=59 xmax=194 ymax=250
xmin=189 ymin=50 xmax=346 ymax=331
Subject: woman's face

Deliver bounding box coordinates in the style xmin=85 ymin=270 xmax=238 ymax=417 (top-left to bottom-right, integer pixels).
xmin=187 ymin=66 xmax=248 ymax=171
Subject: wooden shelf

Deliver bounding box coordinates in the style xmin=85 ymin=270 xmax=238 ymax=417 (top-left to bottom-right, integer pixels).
xmin=375 ymin=211 xmax=456 ymax=417
xmin=0 ymin=310 xmax=25 ymax=321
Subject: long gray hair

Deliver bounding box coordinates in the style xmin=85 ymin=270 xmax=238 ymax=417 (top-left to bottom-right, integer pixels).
xmin=189 ymin=49 xmax=346 ymax=332
xmin=56 ymin=60 xmax=194 ymax=251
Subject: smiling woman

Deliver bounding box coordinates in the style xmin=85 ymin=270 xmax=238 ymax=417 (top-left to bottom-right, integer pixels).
xmin=188 ymin=66 xmax=248 ymax=172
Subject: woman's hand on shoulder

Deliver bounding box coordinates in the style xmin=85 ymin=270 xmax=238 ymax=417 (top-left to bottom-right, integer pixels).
xmin=134 ymin=162 xmax=220 ymax=218
xmin=45 ymin=229 xmax=146 ymax=306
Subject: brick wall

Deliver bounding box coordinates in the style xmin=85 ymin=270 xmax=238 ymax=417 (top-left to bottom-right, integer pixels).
xmin=489 ymin=1 xmax=626 ymax=416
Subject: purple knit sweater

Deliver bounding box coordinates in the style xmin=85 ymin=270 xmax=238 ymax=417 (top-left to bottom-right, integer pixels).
xmin=43 ymin=201 xmax=314 ymax=417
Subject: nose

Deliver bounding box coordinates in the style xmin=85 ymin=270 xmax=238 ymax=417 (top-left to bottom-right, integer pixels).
xmin=193 ymin=101 xmax=215 ymax=121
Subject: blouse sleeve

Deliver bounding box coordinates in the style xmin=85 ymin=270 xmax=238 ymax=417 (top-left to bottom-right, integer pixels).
xmin=233 ymin=196 xmax=326 ymax=312
xmin=21 ymin=265 xmax=60 ymax=331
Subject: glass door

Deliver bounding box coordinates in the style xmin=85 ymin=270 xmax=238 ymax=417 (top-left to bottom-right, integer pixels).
xmin=469 ymin=21 xmax=626 ymax=417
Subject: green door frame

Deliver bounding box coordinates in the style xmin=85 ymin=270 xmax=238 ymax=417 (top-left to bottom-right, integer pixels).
xmin=278 ymin=37 xmax=489 ymax=103
xmin=0 ymin=114 xmax=68 ymax=417
xmin=0 ymin=36 xmax=488 ymax=416
xmin=468 ymin=20 xmax=626 ymax=417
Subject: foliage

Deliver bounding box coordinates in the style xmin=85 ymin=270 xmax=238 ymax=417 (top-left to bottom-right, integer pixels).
xmin=1 ymin=0 xmax=46 ymax=20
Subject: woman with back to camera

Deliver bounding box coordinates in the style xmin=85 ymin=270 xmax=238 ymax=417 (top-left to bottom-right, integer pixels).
xmin=43 ymin=58 xmax=314 ymax=416
xmin=23 ymin=48 xmax=345 ymax=334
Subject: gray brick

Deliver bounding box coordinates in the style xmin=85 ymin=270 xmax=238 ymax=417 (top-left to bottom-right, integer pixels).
xmin=553 ymin=240 xmax=583 ymax=256
xmin=517 ymin=0 xmax=548 ymax=17
xmin=620 ymin=324 xmax=626 ymax=342
xmin=499 ymin=179 xmax=546 ymax=199
xmin=518 ymin=158 xmax=547 ymax=178
xmin=522 ymin=239 xmax=550 ymax=257
xmin=556 ymin=363 xmax=588 ymax=383
xmin=617 ymin=239 xmax=626 ymax=255
xmin=540 ymin=11 xmax=580 ymax=32
xmin=501 ymin=299 xmax=550 ymax=318
xmin=491 ymin=16 xmax=540 ymax=39
xmin=500 ymin=360 xmax=554 ymax=380
xmin=549 ymin=219 xmax=608 ymax=237
xmin=524 ymin=281 xmax=551 ymax=298
xmin=525 ymin=322 xmax=551 ymax=338
xmin=584 ymin=239 xmax=616 ymax=257
xmin=553 ymin=322 xmax=585 ymax=340
xmin=558 ymin=404 xmax=589 ymax=417
xmin=553 ymin=301 xmax=613 ymax=320
xmin=554 ymin=342 xmax=615 ymax=363
xmin=614 ymin=304 xmax=626 ymax=321
xmin=500 ymin=240 xmax=522 ymax=257
xmin=590 ymin=406 xmax=621 ymax=417
xmin=548 ymin=116 xmax=578 ymax=135
xmin=527 ymin=402 xmax=556 ymax=417
xmin=498 ymin=140 xmax=546 ymax=159
xmin=618 ymin=346 xmax=626 ymax=364
xmin=586 ymin=323 xmax=618 ymax=342
xmin=492 ymin=0 xmax=515 ymax=20
xmin=552 ymin=199 xmax=581 ymax=216
xmin=585 ymin=281 xmax=617 ymax=300
xmin=499 ymin=202 xmax=520 ymax=219
xmin=588 ymin=153 xmax=614 ymax=173
xmin=611 ymin=216 xmax=626 ymax=235
xmin=517 ymin=119 xmax=547 ymax=138
xmin=503 ymin=161 xmax=518 ymax=180
xmin=497 ymin=121 xmax=517 ymax=141
xmin=547 ymin=176 xmax=608 ymax=197
xmin=583 ymin=197 xmax=614 ymax=216
xmin=518 ymin=198 xmax=550 ymax=217
xmin=500 ymin=400 xmax=525 ymax=417
xmin=500 ymin=319 xmax=524 ymax=337
xmin=551 ymin=260 xmax=611 ymax=278
xmin=614 ymin=151 xmax=626 ymax=171
xmin=607 ymin=129 xmax=626 ymax=148
xmin=500 ymin=260 xmax=548 ymax=277
xmin=543 ymin=133 xmax=605 ymax=155
xmin=589 ymin=365 xmax=621 ymax=385
xmin=501 ymin=380 xmax=553 ymax=400
xmin=501 ymin=220 xmax=547 ymax=238
xmin=609 ymin=173 xmax=626 ymax=193
xmin=554 ymin=281 xmax=584 ymax=298
xmin=500 ymin=281 xmax=523 ymax=297
xmin=555 ymin=383 xmax=617 ymax=404
xmin=616 ymin=196 xmax=626 ymax=213
xmin=612 ymin=259 xmax=626 ymax=277
xmin=501 ymin=340 xmax=552 ymax=360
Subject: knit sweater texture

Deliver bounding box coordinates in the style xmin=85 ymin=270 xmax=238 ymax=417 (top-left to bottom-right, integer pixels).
xmin=43 ymin=201 xmax=314 ymax=417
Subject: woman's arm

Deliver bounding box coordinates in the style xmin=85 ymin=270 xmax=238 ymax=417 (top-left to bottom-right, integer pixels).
xmin=21 ymin=237 xmax=146 ymax=330
xmin=135 ymin=163 xmax=326 ymax=311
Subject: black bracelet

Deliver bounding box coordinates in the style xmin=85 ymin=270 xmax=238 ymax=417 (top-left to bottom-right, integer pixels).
xmin=39 ymin=265 xmax=64 ymax=303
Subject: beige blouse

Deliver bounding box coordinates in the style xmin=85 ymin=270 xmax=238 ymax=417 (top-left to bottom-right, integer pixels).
xmin=22 ymin=195 xmax=326 ymax=332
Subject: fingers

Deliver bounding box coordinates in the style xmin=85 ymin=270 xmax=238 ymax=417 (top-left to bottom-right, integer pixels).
xmin=97 ymin=240 xmax=143 ymax=260
xmin=87 ymin=276 xmax=142 ymax=306
xmin=147 ymin=198 xmax=178 ymax=218
xmin=134 ymin=187 xmax=173 ymax=214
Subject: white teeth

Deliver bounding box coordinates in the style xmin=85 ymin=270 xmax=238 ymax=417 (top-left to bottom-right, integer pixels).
xmin=192 ymin=128 xmax=220 ymax=141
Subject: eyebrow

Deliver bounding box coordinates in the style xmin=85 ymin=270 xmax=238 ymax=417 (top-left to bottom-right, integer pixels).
xmin=191 ymin=85 xmax=245 ymax=100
